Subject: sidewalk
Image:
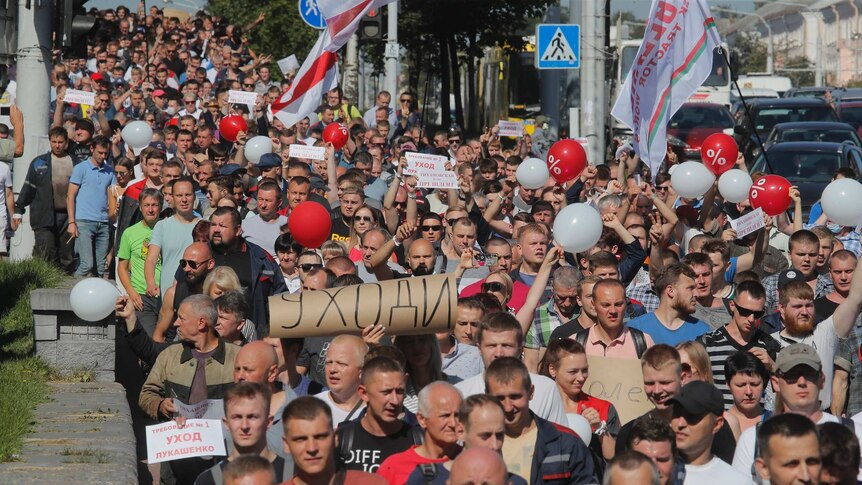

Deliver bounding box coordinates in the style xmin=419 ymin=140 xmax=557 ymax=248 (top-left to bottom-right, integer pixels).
xmin=0 ymin=381 xmax=137 ymax=484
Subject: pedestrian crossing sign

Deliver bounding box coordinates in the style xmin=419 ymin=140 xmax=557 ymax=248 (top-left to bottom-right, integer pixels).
xmin=536 ymin=24 xmax=580 ymax=70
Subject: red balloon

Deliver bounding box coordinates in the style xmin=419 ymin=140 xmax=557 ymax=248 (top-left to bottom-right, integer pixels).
xmin=701 ymin=133 xmax=738 ymax=175
xmin=546 ymin=139 xmax=587 ymax=183
xmin=288 ymin=202 xmax=332 ymax=249
xmin=323 ymin=123 xmax=350 ymax=149
xmin=749 ymin=175 xmax=792 ymax=216
xmin=219 ymin=115 xmax=248 ymax=143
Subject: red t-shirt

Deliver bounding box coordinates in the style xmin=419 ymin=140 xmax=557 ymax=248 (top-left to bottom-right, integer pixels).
xmin=575 ymin=393 xmax=613 ymax=421
xmin=459 ymin=278 xmax=530 ymax=313
xmin=377 ymin=446 xmax=450 ymax=485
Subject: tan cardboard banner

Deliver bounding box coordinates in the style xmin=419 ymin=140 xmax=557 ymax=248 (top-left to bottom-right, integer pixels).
xmin=268 ymin=273 xmax=458 ymax=338
xmin=584 ymin=355 xmax=655 ymax=425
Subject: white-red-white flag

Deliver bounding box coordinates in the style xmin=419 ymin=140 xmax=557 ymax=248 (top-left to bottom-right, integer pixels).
xmin=273 ymin=0 xmax=393 ymax=127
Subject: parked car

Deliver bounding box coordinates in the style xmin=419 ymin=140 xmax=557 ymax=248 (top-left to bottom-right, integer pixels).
xmin=733 ymin=98 xmax=838 ymax=163
xmin=782 ymin=86 xmax=834 ymax=99
xmin=666 ymin=103 xmax=735 ymax=161
xmin=749 ymin=142 xmax=862 ymax=216
xmin=761 ymin=122 xmax=862 ymax=158
xmin=837 ymin=101 xmax=862 ymax=138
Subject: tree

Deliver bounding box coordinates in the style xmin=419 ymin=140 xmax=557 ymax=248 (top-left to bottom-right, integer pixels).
xmin=783 ymin=56 xmax=815 ymax=87
xmin=732 ymin=32 xmax=767 ymax=75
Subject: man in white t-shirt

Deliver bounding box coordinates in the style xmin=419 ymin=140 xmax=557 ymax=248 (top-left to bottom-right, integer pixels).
xmin=732 ymin=343 xmax=862 ymax=482
xmin=454 ymin=312 xmax=567 ymax=426
xmin=753 ymin=413 xmax=822 ymax=485
xmin=0 ymin=161 xmax=13 ymax=256
xmin=313 ymin=334 xmax=367 ymax=427
xmin=668 ymin=381 xmax=750 ymax=484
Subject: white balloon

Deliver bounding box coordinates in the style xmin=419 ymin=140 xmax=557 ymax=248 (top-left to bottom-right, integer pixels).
xmin=121 ymin=121 xmax=153 ymax=150
xmin=718 ymin=169 xmax=753 ymax=203
xmin=553 ymin=203 xmax=603 ymax=253
xmin=245 ymin=136 xmax=273 ymax=165
xmin=822 ymin=178 xmax=862 ymax=227
xmin=515 ymin=157 xmax=549 ymax=190
xmin=566 ymin=413 xmax=593 ymax=446
xmin=670 ymin=161 xmax=715 ymax=198
xmin=69 ymin=278 xmax=120 ymax=322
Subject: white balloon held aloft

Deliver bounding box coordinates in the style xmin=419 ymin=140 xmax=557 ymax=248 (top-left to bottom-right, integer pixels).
xmin=244 ymin=136 xmax=273 ymax=165
xmin=566 ymin=413 xmax=593 ymax=446
xmin=69 ymin=278 xmax=120 ymax=322
xmin=821 ymin=178 xmax=862 ymax=227
xmin=121 ymin=120 xmax=153 ymax=149
xmin=718 ymin=169 xmax=753 ymax=203
xmin=553 ymin=203 xmax=603 ymax=253
xmin=670 ymin=161 xmax=715 ymax=198
xmin=515 ymin=157 xmax=550 ymax=190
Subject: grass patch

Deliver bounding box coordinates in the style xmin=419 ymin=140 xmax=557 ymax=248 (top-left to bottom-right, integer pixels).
xmin=60 ymin=447 xmax=109 ymax=464
xmin=0 ymin=259 xmax=65 ymax=462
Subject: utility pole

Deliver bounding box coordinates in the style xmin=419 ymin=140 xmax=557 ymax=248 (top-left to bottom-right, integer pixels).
xmin=11 ymin=0 xmax=52 ymax=260
xmin=539 ymin=6 xmax=560 ymax=140
xmin=580 ymin=0 xmax=606 ymax=165
xmin=385 ymin=1 xmax=398 ymax=97
xmin=343 ymin=34 xmax=359 ymax=102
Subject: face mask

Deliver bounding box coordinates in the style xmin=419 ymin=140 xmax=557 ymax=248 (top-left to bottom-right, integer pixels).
xmin=166 ymin=106 xmax=177 ymax=115
xmin=827 ymin=223 xmax=842 ymax=234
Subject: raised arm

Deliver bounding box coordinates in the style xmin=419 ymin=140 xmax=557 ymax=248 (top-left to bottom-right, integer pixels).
xmin=10 ymin=105 xmax=24 ymax=157
xmin=516 ymin=246 xmax=561 ymax=337
xmin=832 ymin=259 xmax=862 ymax=338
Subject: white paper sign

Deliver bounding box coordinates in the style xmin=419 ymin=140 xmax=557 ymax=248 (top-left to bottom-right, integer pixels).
xmin=64 ymin=89 xmax=96 ymax=106
xmin=145 ymin=419 xmax=226 ymax=464
xmin=404 ymin=152 xmax=458 ymax=189
xmin=417 ymin=171 xmax=459 ymax=189
xmin=277 ymin=55 xmax=300 ymax=76
xmin=173 ymin=399 xmax=224 ymax=420
xmin=498 ymin=120 xmax=524 ymax=137
xmin=730 ymin=207 xmax=766 ymax=239
xmin=289 ymin=144 xmax=326 ymax=160
xmin=228 ymin=89 xmax=258 ymax=108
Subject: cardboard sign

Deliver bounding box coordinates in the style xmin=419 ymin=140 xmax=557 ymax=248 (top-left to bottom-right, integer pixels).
xmin=145 ymin=419 xmax=226 ymax=464
xmin=269 ymin=273 xmax=458 ymax=338
xmin=64 ymin=89 xmax=96 ymax=106
xmin=228 ymin=89 xmax=258 ymax=107
xmin=277 ymin=55 xmax=300 ymax=76
xmin=583 ymin=355 xmax=654 ymax=424
xmin=289 ymin=144 xmax=326 ymax=161
xmin=730 ymin=207 xmax=766 ymax=239
xmin=498 ymin=120 xmax=524 ymax=137
xmin=174 ymin=399 xmax=224 ymax=420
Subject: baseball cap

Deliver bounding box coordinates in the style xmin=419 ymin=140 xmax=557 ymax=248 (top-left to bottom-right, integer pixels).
xmin=667 ymin=381 xmax=724 ymax=417
xmin=778 ymin=269 xmax=806 ymax=289
xmin=257 ymin=153 xmax=281 ymax=169
xmin=775 ymin=343 xmax=821 ymax=374
xmin=219 ymin=163 xmax=246 ymax=176
xmin=149 ymin=141 xmax=167 ymax=154
xmin=309 ymin=175 xmax=330 ymax=192
xmin=152 ymin=89 xmax=167 ymax=98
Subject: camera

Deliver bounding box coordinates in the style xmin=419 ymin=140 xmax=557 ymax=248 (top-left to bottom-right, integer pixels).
xmin=473 ymin=253 xmax=498 ymax=267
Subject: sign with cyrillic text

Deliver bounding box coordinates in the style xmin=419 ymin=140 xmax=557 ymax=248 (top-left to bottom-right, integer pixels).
xmin=277 ymin=54 xmax=300 ymax=76
xmin=173 ymin=399 xmax=224 ymax=420
xmin=730 ymin=207 xmax=765 ymax=239
xmin=498 ymin=120 xmax=524 ymax=137
xmin=228 ymin=90 xmax=259 ymax=108
xmin=404 ymin=152 xmax=458 ymax=189
xmin=145 ymin=419 xmax=226 ymax=463
xmin=64 ymin=89 xmax=96 ymax=106
xmin=289 ymin=144 xmax=326 ymax=160
xmin=584 ymin=355 xmax=653 ymax=424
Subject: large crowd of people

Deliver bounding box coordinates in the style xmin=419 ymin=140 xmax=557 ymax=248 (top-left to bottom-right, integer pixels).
xmin=3 ymin=4 xmax=862 ymax=485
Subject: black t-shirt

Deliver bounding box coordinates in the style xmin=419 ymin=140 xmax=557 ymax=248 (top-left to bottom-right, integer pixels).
xmin=616 ymin=411 xmax=736 ymax=464
xmin=338 ymin=420 xmax=417 ymax=473
xmin=67 ymin=141 xmax=92 ymax=161
xmin=212 ymin=243 xmax=253 ymax=304
xmin=329 ymin=209 xmax=351 ymax=242
xmin=815 ymin=296 xmax=840 ymax=324
xmin=297 ymin=336 xmax=331 ymax=388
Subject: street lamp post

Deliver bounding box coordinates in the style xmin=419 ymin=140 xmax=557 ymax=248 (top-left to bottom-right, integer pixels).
xmin=714 ymin=6 xmax=774 ymax=75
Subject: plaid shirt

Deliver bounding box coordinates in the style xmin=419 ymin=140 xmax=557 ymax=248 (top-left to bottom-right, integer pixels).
xmin=525 ymin=299 xmax=570 ymax=350
xmin=626 ymin=283 xmax=660 ymax=313
xmin=762 ymin=272 xmax=834 ymax=313
xmin=838 ymin=231 xmax=862 ymax=258
xmin=836 ymin=320 xmax=862 ymax=416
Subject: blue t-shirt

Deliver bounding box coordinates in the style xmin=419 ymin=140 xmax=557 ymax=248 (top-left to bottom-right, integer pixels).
xmin=724 ymin=257 xmax=739 ymax=283
xmin=69 ymin=159 xmax=116 ymax=222
xmin=626 ymin=312 xmax=709 ymax=346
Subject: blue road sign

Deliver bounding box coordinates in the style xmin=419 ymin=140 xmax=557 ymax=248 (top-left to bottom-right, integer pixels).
xmin=536 ymin=24 xmax=580 ymax=70
xmin=298 ymin=0 xmax=327 ymax=30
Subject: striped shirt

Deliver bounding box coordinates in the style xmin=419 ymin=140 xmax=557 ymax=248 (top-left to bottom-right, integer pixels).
xmin=700 ymin=326 xmax=781 ymax=409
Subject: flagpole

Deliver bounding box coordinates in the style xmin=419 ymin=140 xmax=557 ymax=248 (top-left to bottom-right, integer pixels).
xmin=717 ymin=47 xmax=775 ymax=175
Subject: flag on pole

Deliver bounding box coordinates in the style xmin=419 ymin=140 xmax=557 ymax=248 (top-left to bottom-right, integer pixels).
xmin=272 ymin=0 xmax=394 ymax=127
xmin=610 ymin=0 xmax=722 ymax=178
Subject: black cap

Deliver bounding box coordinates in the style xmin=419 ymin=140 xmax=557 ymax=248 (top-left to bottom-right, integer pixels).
xmin=219 ymin=163 xmax=246 ymax=176
xmin=667 ymin=381 xmax=724 ymax=417
xmin=778 ymin=269 xmax=806 ymax=289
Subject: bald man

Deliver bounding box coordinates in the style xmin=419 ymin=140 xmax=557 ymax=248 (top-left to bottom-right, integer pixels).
xmin=447 ymin=447 xmax=509 ymax=485
xmin=325 ymin=255 xmax=358 ymax=277
xmin=369 ymin=231 xmax=441 ymax=281
xmin=313 ymin=334 xmax=368 ymax=426
xmin=154 ymin=242 xmax=215 ymax=342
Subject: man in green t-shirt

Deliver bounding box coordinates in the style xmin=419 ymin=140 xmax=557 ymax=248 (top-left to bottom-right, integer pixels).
xmin=117 ymin=187 xmax=163 ymax=336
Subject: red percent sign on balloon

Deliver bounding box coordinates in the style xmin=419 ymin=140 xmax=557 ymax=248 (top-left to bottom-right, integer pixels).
xmin=749 ymin=175 xmax=792 ymax=216
xmin=701 ymin=133 xmax=738 ymax=176
xmin=546 ymin=139 xmax=587 ymax=184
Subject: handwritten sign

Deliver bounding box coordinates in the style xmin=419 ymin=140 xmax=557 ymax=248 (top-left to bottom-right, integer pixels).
xmin=730 ymin=207 xmax=765 ymax=239
xmin=583 ymin=356 xmax=654 ymax=424
xmin=64 ymin=89 xmax=96 ymax=106
xmin=404 ymin=152 xmax=458 ymax=189
xmin=269 ymin=273 xmax=458 ymax=338
xmin=277 ymin=55 xmax=300 ymax=76
xmin=174 ymin=399 xmax=224 ymax=420
xmin=228 ymin=89 xmax=258 ymax=108
xmin=498 ymin=120 xmax=524 ymax=137
xmin=145 ymin=419 xmax=226 ymax=464
xmin=289 ymin=144 xmax=326 ymax=161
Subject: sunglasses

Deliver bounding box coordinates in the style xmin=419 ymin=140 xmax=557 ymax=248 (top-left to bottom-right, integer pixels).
xmin=446 ymin=218 xmax=459 ymax=227
xmin=656 ymin=185 xmax=671 ymax=192
xmin=779 ymin=368 xmax=819 ymax=383
xmin=354 ymin=215 xmax=373 ymax=222
xmin=421 ymin=225 xmax=443 ymax=232
xmin=734 ymin=303 xmax=765 ymax=320
xmin=400 ymin=98 xmax=411 ymax=103
xmin=180 ymin=258 xmax=212 ymax=270
xmin=482 ymin=282 xmax=506 ymax=293
xmin=300 ymin=263 xmax=322 ymax=272
xmin=448 ymin=139 xmax=461 ymax=145
xmin=394 ymin=201 xmax=406 ymax=209
xmin=243 ymin=84 xmax=254 ymax=88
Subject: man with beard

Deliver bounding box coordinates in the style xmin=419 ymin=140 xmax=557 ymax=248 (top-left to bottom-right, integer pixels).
xmin=767 ymin=257 xmax=862 ymax=411
xmin=209 ymin=207 xmax=286 ymax=337
xmin=152 ymin=242 xmax=215 ymax=342
xmin=369 ymin=233 xmax=441 ymax=281
xmin=627 ymin=263 xmax=710 ymax=346
xmin=762 ymin=230 xmax=834 ymax=313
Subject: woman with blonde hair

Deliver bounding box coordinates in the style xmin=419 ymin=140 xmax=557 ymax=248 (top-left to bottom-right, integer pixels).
xmin=676 ymin=340 xmax=714 ymax=385
xmin=482 ymin=270 xmax=514 ymax=311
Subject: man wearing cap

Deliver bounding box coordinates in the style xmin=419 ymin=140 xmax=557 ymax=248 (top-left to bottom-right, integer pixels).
xmin=733 ymin=343 xmax=862 ymax=480
xmin=256 ymin=153 xmax=288 ymax=194
xmin=669 ymin=381 xmax=750 ymax=482
xmin=762 ymin=230 xmax=834 ymax=313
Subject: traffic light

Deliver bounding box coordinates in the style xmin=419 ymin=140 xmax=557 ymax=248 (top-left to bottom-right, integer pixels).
xmin=359 ymin=8 xmax=382 ymax=41
xmin=59 ymin=0 xmax=97 ymax=59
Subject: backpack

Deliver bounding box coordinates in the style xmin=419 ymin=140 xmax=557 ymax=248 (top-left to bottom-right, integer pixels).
xmin=574 ymin=327 xmax=648 ymax=358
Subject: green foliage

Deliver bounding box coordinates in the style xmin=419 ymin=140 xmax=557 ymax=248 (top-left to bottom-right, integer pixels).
xmin=732 ymin=32 xmax=767 ymax=75
xmin=0 ymin=357 xmax=52 ymax=461
xmin=784 ymin=56 xmax=815 ymax=87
